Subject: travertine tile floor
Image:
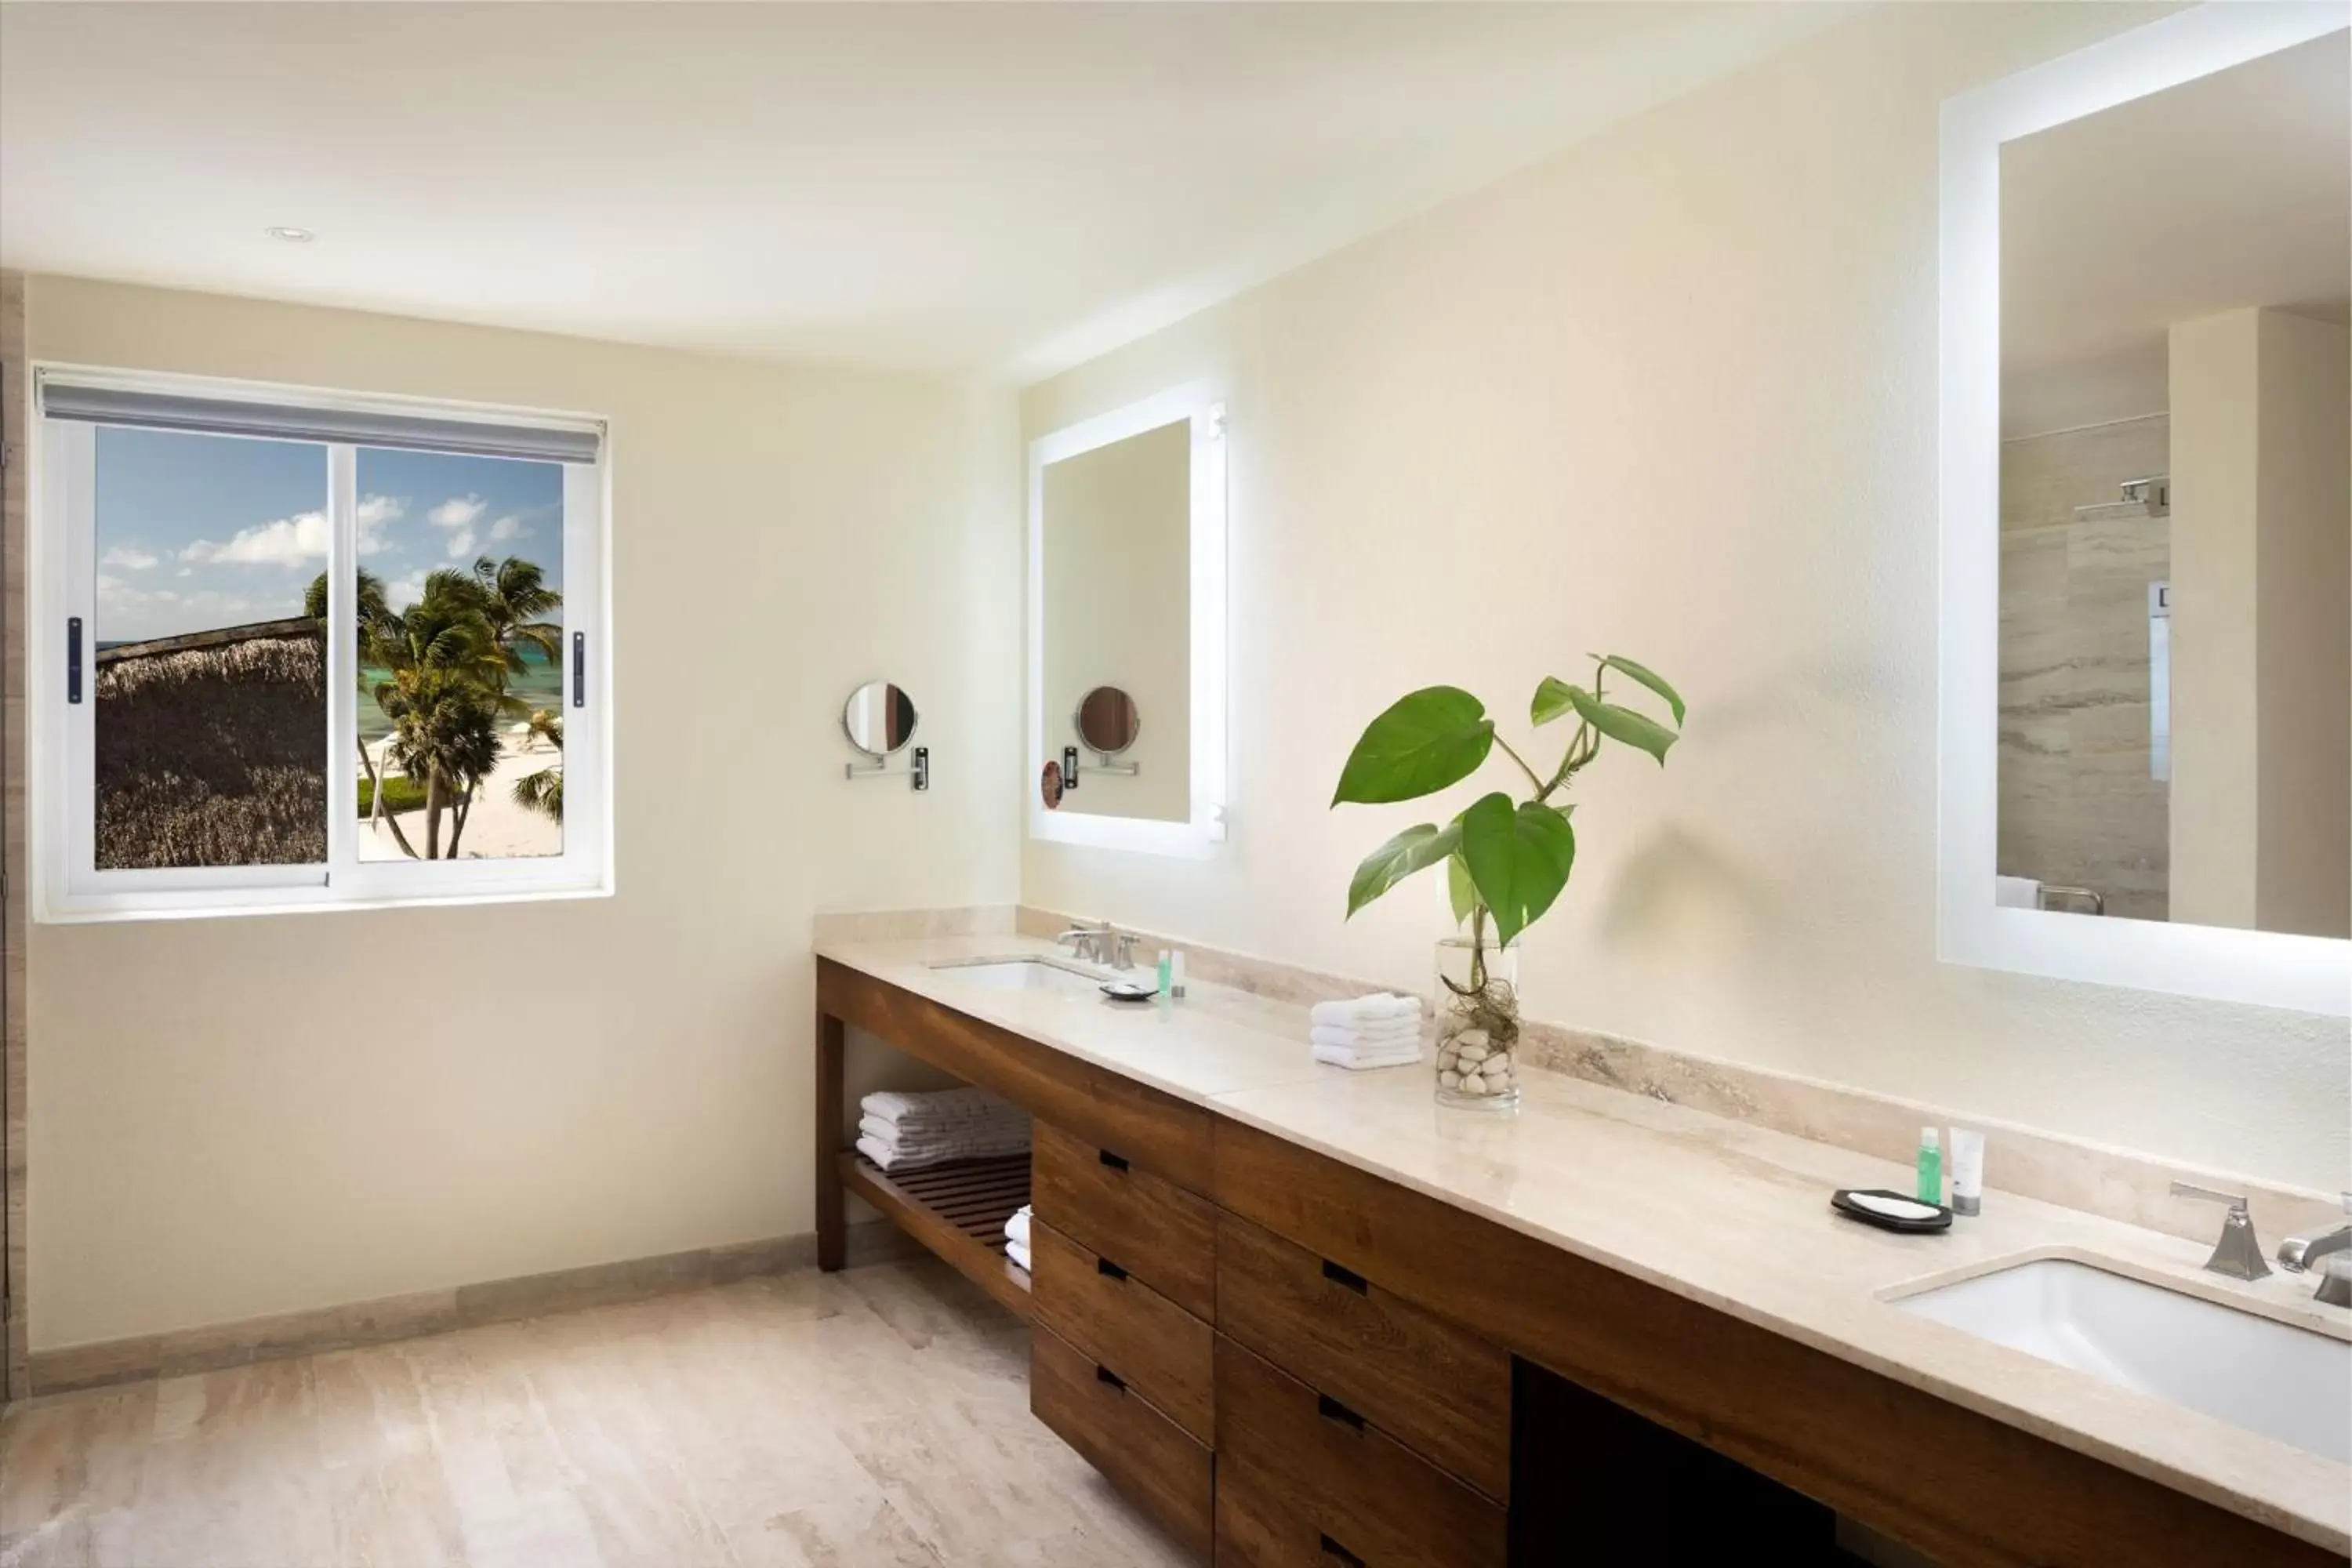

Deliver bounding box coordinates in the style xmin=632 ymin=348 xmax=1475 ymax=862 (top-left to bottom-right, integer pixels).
xmin=0 ymin=1258 xmax=1190 ymax=1567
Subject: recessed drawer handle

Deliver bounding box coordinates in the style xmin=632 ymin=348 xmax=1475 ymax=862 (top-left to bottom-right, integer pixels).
xmin=1098 ymin=1149 xmax=1130 ymax=1172
xmin=1319 ymin=1534 xmax=1365 ymax=1567
xmin=1096 ymin=1257 xmax=1129 ymax=1282
xmin=1316 ymin=1393 xmax=1366 ymax=1432
xmin=1320 ymin=1258 xmax=1369 ymax=1294
xmin=1095 ymin=1365 xmax=1127 ymax=1392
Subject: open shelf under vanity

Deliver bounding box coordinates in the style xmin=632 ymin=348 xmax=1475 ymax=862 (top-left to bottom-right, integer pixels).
xmin=839 ymin=1148 xmax=1034 ymax=1319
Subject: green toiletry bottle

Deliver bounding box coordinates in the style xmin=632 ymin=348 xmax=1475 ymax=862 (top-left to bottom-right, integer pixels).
xmin=1916 ymin=1127 xmax=1943 ymax=1206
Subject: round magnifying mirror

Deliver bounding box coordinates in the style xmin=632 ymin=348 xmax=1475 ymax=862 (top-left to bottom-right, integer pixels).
xmin=843 ymin=681 xmax=919 ymax=759
xmin=1075 ymin=685 xmax=1141 ymax=757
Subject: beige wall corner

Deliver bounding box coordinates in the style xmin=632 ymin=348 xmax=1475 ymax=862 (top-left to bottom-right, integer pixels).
xmin=2 ymin=267 xmax=29 ymax=1403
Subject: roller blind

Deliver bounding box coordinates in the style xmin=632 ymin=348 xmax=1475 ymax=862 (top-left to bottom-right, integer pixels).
xmin=40 ymin=379 xmax=601 ymax=465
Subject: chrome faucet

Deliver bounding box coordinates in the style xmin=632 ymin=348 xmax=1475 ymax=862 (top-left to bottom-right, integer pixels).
xmin=1053 ymin=920 xmax=1137 ymax=969
xmin=2277 ymin=1193 xmax=2352 ymax=1307
xmin=2171 ymin=1181 xmax=2271 ymax=1281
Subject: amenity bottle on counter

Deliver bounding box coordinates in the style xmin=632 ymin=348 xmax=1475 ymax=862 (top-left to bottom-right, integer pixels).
xmin=1916 ymin=1127 xmax=1943 ymax=1206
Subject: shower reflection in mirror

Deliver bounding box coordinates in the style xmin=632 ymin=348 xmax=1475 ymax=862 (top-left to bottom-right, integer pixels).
xmin=841 ymin=679 xmax=928 ymax=790
xmin=1994 ymin=30 xmax=2348 ymax=936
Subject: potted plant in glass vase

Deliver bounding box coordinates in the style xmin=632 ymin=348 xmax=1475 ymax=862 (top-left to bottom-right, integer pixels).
xmin=1333 ymin=655 xmax=1686 ymax=1110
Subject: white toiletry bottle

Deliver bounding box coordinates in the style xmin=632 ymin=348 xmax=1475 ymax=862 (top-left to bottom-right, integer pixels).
xmin=1948 ymin=1127 xmax=1985 ymax=1216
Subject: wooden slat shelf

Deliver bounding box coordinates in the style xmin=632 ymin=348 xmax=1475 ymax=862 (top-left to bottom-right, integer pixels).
xmin=839 ymin=1149 xmax=1033 ymax=1320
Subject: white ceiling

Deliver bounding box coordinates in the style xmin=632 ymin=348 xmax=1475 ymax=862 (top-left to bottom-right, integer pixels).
xmin=0 ymin=2 xmax=1844 ymax=383
xmin=2000 ymin=30 xmax=2350 ymax=435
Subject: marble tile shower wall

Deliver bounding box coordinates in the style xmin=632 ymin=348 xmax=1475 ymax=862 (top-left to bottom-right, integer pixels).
xmin=1998 ymin=415 xmax=2172 ymax=920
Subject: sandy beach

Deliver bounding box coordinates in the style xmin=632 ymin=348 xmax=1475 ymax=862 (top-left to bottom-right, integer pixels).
xmin=360 ymin=727 xmax=563 ymax=859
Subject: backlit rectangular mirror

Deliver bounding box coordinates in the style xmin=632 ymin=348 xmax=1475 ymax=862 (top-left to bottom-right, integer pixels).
xmin=1026 ymin=383 xmax=1226 ymax=857
xmin=1939 ymin=2 xmax=2352 ymax=1013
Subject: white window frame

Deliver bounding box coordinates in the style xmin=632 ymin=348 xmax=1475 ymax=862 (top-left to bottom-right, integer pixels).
xmin=32 ymin=365 xmax=615 ymax=923
xmin=1026 ymin=383 xmax=1229 ymax=858
xmin=1936 ymin=2 xmax=2350 ymax=1015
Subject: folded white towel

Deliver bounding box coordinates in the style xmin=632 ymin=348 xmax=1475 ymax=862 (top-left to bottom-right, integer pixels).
xmin=855 ymin=1130 xmax=1031 ymax=1172
xmin=1309 ymin=1022 xmax=1421 ymax=1051
xmin=1310 ymin=993 xmax=1422 ymax=1029
xmin=1004 ymin=1205 xmax=1033 ymax=1247
xmin=1007 ymin=1238 xmax=1033 ymax=1273
xmin=860 ymin=1087 xmax=1022 ymax=1127
xmin=1312 ymin=1042 xmax=1421 ymax=1072
xmin=858 ymin=1111 xmax=1027 ymax=1145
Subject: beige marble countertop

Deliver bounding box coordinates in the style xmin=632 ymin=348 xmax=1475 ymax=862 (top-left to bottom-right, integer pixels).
xmin=815 ymin=933 xmax=2352 ymax=1553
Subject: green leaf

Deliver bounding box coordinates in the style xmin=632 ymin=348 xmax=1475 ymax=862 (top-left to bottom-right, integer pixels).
xmin=1331 ymin=687 xmax=1495 ymax=805
xmin=1457 ymin=795 xmax=1577 ymax=946
xmin=1530 ymin=677 xmax=1584 ymax=728
xmin=1346 ymin=822 xmax=1463 ymax=920
xmin=1593 ymin=654 xmax=1685 ymax=727
xmin=1566 ymin=686 xmax=1679 ymax=765
xmin=1446 ymin=851 xmax=1479 ymax=927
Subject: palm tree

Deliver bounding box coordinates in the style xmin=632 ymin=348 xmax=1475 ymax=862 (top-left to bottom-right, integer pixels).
xmin=469 ymin=554 xmax=563 ymax=707
xmin=369 ymin=572 xmax=509 ymax=858
xmin=470 ymin=555 xmax=564 ymax=831
xmin=512 ymin=709 xmax=564 ymax=822
xmin=308 ymin=568 xmax=420 ymax=859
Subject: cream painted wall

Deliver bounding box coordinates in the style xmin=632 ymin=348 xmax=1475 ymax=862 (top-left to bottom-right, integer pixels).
xmin=1020 ymin=4 xmax=2350 ymax=1192
xmin=2169 ymin=310 xmax=2263 ymax=928
xmin=2170 ymin=307 xmax=2352 ymax=938
xmin=26 ymin=276 xmax=1022 ymax=1348
xmin=1041 ymin=419 xmax=1191 ymax=823
xmin=2251 ymin=310 xmax=2350 ymax=939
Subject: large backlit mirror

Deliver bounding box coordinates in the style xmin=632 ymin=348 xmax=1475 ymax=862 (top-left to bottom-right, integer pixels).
xmin=1940 ymin=5 xmax=2351 ymax=1014
xmin=1027 ymin=385 xmax=1225 ymax=857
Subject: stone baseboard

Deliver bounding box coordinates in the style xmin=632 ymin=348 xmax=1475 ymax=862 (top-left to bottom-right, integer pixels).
xmin=25 ymin=1221 xmax=913 ymax=1399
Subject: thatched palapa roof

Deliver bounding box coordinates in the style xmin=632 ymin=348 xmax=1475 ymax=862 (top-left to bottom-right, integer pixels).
xmin=95 ymin=617 xmax=328 ymax=870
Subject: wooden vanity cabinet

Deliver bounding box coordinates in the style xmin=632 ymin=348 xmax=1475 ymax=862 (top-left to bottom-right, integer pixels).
xmin=818 ymin=964 xmax=2344 ymax=1568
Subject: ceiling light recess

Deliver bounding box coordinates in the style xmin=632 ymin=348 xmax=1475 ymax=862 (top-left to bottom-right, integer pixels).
xmin=263 ymin=226 xmax=314 ymax=243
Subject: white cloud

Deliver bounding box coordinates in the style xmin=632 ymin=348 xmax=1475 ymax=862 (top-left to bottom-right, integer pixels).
xmin=176 ymin=568 xmax=192 ymax=579
xmin=383 ymin=572 xmax=427 ymax=610
xmin=445 ymin=527 xmax=477 ymax=559
xmin=100 ymin=544 xmax=159 ymax=571
xmin=181 ymin=509 xmax=329 ymax=568
xmin=357 ymin=492 xmax=405 ymax=554
xmin=487 ymin=514 xmax=532 ymax=543
xmin=427 ymin=495 xmax=487 ymax=530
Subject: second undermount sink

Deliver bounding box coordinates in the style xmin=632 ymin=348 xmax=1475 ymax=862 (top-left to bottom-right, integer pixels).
xmin=1893 ymin=1257 xmax=2350 ymax=1464
xmin=927 ymin=956 xmax=1109 ymax=996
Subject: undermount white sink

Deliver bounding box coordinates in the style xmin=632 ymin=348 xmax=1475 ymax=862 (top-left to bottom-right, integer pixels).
xmin=928 ymin=956 xmax=1109 ymax=996
xmin=1893 ymin=1258 xmax=2350 ymax=1464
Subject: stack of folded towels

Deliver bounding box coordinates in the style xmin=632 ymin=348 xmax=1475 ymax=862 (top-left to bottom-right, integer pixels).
xmin=1004 ymin=1204 xmax=1033 ymax=1272
xmin=855 ymin=1087 xmax=1031 ymax=1171
xmin=1308 ymin=993 xmax=1425 ymax=1069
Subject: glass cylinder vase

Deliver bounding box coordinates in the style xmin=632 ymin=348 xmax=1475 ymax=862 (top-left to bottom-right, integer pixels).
xmin=1432 ymin=933 xmax=1521 ymax=1112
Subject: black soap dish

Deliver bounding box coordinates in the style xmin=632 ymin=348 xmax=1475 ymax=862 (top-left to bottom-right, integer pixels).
xmin=1099 ymin=980 xmax=1158 ymax=1004
xmin=1831 ymin=1188 xmax=1953 ymax=1234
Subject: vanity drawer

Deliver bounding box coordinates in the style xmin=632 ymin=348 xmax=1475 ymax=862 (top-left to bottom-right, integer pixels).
xmin=1034 ymin=1120 xmax=1218 ymax=1320
xmin=1030 ymin=1324 xmax=1212 ymax=1564
xmin=1217 ymin=1210 xmax=1510 ymax=1501
xmin=1214 ymin=1334 xmax=1506 ymax=1568
xmin=1030 ymin=1219 xmax=1214 ymax=1443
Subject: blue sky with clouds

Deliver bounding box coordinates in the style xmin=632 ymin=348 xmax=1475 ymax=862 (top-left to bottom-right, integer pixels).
xmin=95 ymin=427 xmax=564 ymax=644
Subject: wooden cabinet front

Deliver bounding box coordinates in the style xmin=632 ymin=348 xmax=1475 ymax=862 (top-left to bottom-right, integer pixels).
xmin=1214 ymin=1334 xmax=1507 ymax=1568
xmin=1031 ymin=1324 xmax=1213 ymax=1563
xmin=1030 ymin=1218 xmax=1215 ymax=1444
xmin=1033 ymin=1120 xmax=1218 ymax=1321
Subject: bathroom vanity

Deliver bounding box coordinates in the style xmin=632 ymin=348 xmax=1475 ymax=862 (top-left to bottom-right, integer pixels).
xmin=812 ymin=936 xmax=2347 ymax=1566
